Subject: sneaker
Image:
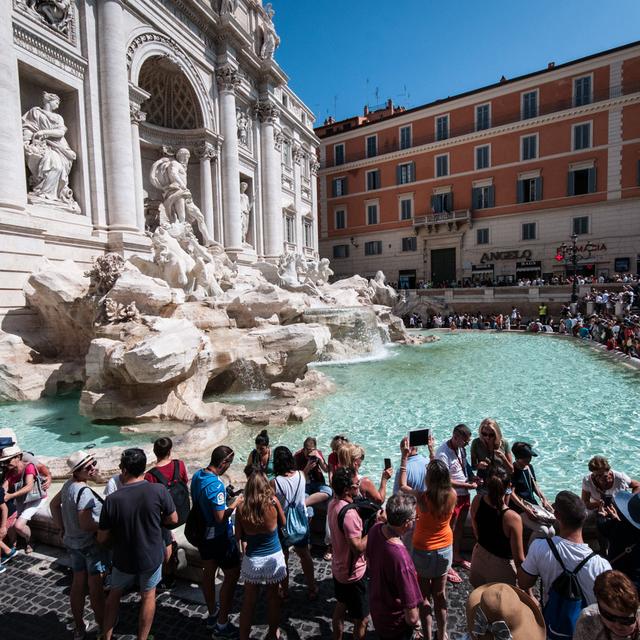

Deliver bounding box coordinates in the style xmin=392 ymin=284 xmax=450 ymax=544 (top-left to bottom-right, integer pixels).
xmin=213 ymin=622 xmax=238 ymax=639
xmin=205 ymin=605 xmax=220 ymax=631
xmin=176 ymin=547 xmax=187 ymax=571
xmin=1 ymin=548 xmax=17 ymax=564
xmin=0 ymin=564 xmax=6 ymax=574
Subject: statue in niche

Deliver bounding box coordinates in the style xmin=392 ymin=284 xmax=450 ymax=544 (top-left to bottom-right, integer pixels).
xmin=150 ymin=148 xmax=215 ymax=247
xmin=25 ymin=0 xmax=73 ymax=33
xmin=260 ymin=26 xmax=279 ymax=60
xmin=237 ymin=110 xmax=250 ymax=147
xmin=22 ymin=91 xmax=79 ymax=212
xmin=240 ymin=182 xmax=253 ymax=246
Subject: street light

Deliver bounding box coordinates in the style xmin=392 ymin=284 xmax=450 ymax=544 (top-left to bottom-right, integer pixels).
xmin=555 ymin=234 xmax=598 ymax=305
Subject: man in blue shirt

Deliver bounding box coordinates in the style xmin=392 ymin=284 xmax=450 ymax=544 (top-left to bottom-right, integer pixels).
xmin=393 ymin=437 xmax=434 ymax=495
xmin=191 ymin=445 xmax=242 ymax=638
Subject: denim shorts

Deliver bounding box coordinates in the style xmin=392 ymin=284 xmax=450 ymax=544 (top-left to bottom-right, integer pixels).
xmin=68 ymin=545 xmax=108 ymax=576
xmin=411 ymin=545 xmax=452 ymax=578
xmin=110 ymin=563 xmax=162 ymax=593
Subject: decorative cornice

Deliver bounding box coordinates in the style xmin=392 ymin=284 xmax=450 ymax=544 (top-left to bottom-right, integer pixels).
xmin=319 ymin=91 xmax=640 ymax=174
xmin=13 ymin=22 xmax=86 ymax=78
xmin=254 ymin=99 xmax=280 ymax=124
xmin=215 ymin=66 xmax=242 ymax=92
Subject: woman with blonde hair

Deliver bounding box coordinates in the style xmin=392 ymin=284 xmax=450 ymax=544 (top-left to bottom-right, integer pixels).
xmin=235 ymin=470 xmax=286 ymax=640
xmin=470 ymin=418 xmax=513 ymax=475
xmin=400 ymin=437 xmax=457 ymax=640
xmin=336 ymin=442 xmax=392 ymax=504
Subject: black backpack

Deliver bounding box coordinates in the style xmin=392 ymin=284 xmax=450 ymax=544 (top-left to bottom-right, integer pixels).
xmin=149 ymin=461 xmax=190 ymax=528
xmin=543 ymin=538 xmax=597 ymax=639
xmin=337 ymin=497 xmax=382 ymax=536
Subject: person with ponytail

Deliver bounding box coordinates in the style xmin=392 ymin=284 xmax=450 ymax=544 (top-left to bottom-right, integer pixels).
xmin=469 ymin=465 xmax=525 ymax=588
xmin=246 ymin=430 xmax=274 ymax=479
xmin=400 ymin=437 xmax=457 ymax=640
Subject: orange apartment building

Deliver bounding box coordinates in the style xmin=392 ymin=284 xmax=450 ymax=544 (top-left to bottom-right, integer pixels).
xmin=315 ymin=41 xmax=640 ymax=288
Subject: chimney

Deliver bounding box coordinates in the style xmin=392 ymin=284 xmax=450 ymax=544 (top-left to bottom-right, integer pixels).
xmin=548 ymin=62 xmax=555 ymax=69
xmin=363 ymin=105 xmax=369 ymax=116
xmin=387 ymin=98 xmax=393 ymax=110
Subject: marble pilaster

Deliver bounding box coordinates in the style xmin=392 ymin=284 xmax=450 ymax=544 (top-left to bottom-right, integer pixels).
xmin=255 ymin=99 xmax=283 ymax=259
xmin=129 ymin=105 xmax=146 ymax=231
xmin=98 ymin=0 xmax=138 ymax=231
xmin=196 ymin=141 xmax=217 ymax=240
xmin=216 ymin=66 xmax=243 ymax=253
xmin=0 ymin=3 xmax=27 ymax=212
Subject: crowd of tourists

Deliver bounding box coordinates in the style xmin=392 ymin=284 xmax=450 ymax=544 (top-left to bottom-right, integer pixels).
xmin=1 ymin=422 xmax=640 ymax=640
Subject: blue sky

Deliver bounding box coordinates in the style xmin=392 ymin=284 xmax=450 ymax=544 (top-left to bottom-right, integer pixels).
xmin=272 ymin=0 xmax=640 ymax=125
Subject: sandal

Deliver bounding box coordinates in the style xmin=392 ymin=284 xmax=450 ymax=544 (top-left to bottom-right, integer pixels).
xmin=454 ymin=559 xmax=471 ymax=570
xmin=25 ymin=545 xmax=34 ymax=555
xmin=446 ymin=567 xmax=463 ymax=584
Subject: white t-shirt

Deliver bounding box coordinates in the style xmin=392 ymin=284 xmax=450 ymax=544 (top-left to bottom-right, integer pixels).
xmin=436 ymin=441 xmax=468 ymax=496
xmin=581 ymin=471 xmax=630 ymax=503
xmin=103 ymin=474 xmax=123 ymax=497
xmin=521 ymin=536 xmax=611 ymax=605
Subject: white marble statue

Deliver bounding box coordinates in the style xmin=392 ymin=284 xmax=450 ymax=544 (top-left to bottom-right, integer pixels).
xmin=22 ymin=91 xmax=79 ymax=212
xmin=26 ymin=0 xmax=73 ymax=33
xmin=240 ymin=182 xmax=252 ymax=245
xmin=237 ymin=110 xmax=250 ymax=147
xmin=150 ymin=148 xmax=215 ymax=247
xmin=369 ymin=270 xmax=398 ymax=307
xmin=318 ymin=258 xmax=334 ymax=285
xmin=260 ymin=27 xmax=278 ymax=60
xmin=219 ymin=0 xmax=238 ymax=15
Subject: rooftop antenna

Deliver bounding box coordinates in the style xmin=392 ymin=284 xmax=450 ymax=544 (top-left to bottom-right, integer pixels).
xmin=375 ymin=86 xmax=380 ymax=105
xmin=333 ymin=95 xmax=338 ymax=118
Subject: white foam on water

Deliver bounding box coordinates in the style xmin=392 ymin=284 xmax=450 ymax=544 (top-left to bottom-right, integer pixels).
xmin=311 ymin=343 xmax=396 ymax=367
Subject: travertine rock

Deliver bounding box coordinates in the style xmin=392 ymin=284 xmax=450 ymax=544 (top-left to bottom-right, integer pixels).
xmin=226 ymin=283 xmax=308 ymax=328
xmin=0 ymin=332 xmax=50 ymax=401
xmin=106 ymin=268 xmax=175 ymax=315
xmin=24 ymin=259 xmax=94 ymax=358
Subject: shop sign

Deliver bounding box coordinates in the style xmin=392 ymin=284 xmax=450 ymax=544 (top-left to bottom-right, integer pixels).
xmin=472 ymin=263 xmax=494 ymax=271
xmin=555 ymin=242 xmax=607 ymax=255
xmin=480 ymin=249 xmax=532 ymax=264
xmin=517 ymin=260 xmax=540 ymax=268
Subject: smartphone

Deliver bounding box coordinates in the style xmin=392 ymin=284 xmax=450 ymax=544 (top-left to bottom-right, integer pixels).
xmin=384 ymin=458 xmax=392 ymax=470
xmin=409 ymin=428 xmax=430 ymax=447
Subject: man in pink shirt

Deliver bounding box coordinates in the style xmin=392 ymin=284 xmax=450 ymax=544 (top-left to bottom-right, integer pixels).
xmin=327 ymin=467 xmax=369 ymax=640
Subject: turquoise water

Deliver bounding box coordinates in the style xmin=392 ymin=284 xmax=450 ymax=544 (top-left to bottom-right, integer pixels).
xmin=0 ymin=393 xmax=155 ymax=456
xmin=223 ymin=332 xmax=640 ymax=498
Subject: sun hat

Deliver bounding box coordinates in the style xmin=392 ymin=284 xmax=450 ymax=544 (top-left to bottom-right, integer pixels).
xmin=66 ymin=450 xmax=97 ymax=473
xmin=466 ymin=582 xmax=545 ymax=640
xmin=613 ymin=491 xmax=640 ymax=530
xmin=0 ymin=444 xmax=23 ymax=462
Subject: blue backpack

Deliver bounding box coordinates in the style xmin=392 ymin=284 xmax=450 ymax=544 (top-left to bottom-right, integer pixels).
xmin=543 ymin=538 xmax=597 ymax=639
xmin=276 ymin=473 xmax=309 ymax=547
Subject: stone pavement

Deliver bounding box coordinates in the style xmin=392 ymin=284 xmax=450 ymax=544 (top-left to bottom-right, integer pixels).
xmin=0 ymin=546 xmax=473 ymax=639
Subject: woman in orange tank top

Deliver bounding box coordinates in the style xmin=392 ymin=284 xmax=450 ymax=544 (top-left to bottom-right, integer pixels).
xmin=399 ymin=438 xmax=457 ymax=640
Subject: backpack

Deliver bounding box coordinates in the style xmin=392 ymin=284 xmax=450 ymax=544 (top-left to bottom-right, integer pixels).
xmin=337 ymin=497 xmax=382 ymax=537
xmin=149 ymin=460 xmax=190 ymax=528
xmin=184 ymin=471 xmax=216 ymax=547
xmin=276 ymin=473 xmax=309 ymax=547
xmin=543 ymin=538 xmax=597 ymax=639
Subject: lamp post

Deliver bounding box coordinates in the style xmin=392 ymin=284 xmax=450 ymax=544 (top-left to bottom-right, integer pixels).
xmin=555 ymin=233 xmax=597 ymax=308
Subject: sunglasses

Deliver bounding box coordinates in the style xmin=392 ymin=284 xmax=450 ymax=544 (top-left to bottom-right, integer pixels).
xmin=599 ymin=607 xmax=637 ymax=626
xmin=83 ymin=461 xmax=97 ymax=470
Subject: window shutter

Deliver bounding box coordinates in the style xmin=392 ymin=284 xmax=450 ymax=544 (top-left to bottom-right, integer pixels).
xmin=471 ymin=187 xmax=479 ymax=210
xmin=535 ymin=177 xmax=543 ymax=201
xmin=488 ymin=186 xmax=495 ymax=208
xmin=343 ymin=177 xmax=348 ymax=195
xmin=410 ymin=161 xmax=416 ymax=182
xmin=567 ymin=171 xmax=575 ymax=197
xmin=588 ymin=167 xmax=596 ymax=193
xmin=332 ymin=180 xmax=337 ymax=197
xmin=430 ymin=195 xmax=437 ymax=212
xmin=516 ymin=180 xmax=524 ymax=204
xmin=448 ymin=192 xmax=454 ymax=212
xmin=396 ymin=165 xmax=402 ymax=185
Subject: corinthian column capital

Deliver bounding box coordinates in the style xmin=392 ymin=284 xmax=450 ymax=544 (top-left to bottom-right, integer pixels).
xmin=195 ymin=141 xmax=219 ymax=160
xmin=129 ymin=104 xmax=146 ymax=124
xmin=215 ymin=66 xmax=241 ymax=92
xmin=254 ymin=99 xmax=280 ymax=124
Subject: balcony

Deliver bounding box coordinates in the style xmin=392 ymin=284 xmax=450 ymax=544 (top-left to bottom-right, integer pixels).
xmin=414 ymin=209 xmax=471 ymax=234
xmin=321 ymin=82 xmax=638 ymax=169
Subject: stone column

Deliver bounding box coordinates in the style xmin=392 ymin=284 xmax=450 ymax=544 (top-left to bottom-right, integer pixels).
xmin=129 ymin=105 xmax=146 ymax=231
xmin=216 ymin=67 xmax=242 ymax=252
xmin=196 ymin=141 xmax=217 ymax=241
xmin=255 ymin=100 xmax=283 ymax=259
xmin=310 ymin=156 xmax=320 ymax=252
xmin=0 ymin=3 xmax=27 ymax=211
xmin=98 ymin=0 xmax=137 ymax=230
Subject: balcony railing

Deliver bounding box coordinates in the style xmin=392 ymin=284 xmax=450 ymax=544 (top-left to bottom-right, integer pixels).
xmin=414 ymin=209 xmax=471 ymax=231
xmin=322 ymin=82 xmax=638 ymax=169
